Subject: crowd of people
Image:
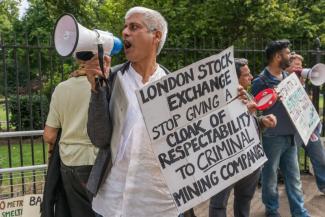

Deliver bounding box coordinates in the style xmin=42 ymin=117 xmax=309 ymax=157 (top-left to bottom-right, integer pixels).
xmin=42 ymin=6 xmax=325 ymax=217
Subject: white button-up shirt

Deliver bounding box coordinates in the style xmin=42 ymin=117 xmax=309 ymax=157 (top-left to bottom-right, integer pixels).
xmin=92 ymin=64 xmax=179 ymax=217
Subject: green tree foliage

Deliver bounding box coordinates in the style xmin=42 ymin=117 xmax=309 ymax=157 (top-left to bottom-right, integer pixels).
xmin=1 ymin=0 xmax=324 ymax=89
xmin=1 ymin=0 xmax=324 ymax=45
xmin=8 ymin=94 xmax=49 ymax=130
xmin=1 ymin=0 xmax=324 ymax=77
xmin=1 ymin=0 xmax=324 ymax=130
xmin=14 ymin=0 xmax=55 ymax=44
xmin=0 ymin=0 xmax=19 ymax=35
xmin=7 ymin=0 xmax=323 ymax=48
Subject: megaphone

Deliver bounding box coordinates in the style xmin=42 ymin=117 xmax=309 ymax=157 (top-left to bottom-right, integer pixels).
xmin=53 ymin=13 xmax=123 ymax=58
xmin=294 ymin=63 xmax=325 ymax=86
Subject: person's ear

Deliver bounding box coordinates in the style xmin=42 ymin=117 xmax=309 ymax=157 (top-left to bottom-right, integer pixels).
xmin=154 ymin=31 xmax=162 ymax=44
xmin=275 ymin=52 xmax=281 ymax=61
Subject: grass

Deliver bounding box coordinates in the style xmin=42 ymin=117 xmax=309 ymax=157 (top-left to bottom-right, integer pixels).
xmin=0 ymin=142 xmax=47 ymax=168
xmin=0 ymin=142 xmax=48 ymax=197
xmin=0 ymin=103 xmax=9 ymax=131
xmin=298 ymin=147 xmax=311 ymax=172
xmin=0 ymin=105 xmax=7 ymax=121
xmin=0 ymin=99 xmax=14 ymax=131
xmin=0 ymin=96 xmax=8 ymax=120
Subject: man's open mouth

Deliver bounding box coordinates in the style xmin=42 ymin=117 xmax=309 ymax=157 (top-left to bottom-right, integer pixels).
xmin=124 ymin=40 xmax=132 ymax=49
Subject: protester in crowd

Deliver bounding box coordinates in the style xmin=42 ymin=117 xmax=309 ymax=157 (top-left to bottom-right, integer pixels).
xmin=209 ymin=58 xmax=277 ymax=217
xmin=83 ymin=6 xmax=181 ymax=217
xmin=43 ymin=61 xmax=100 ymax=217
xmin=286 ymin=53 xmax=325 ymax=194
xmin=286 ymin=53 xmax=306 ymax=85
xmin=251 ymin=39 xmax=310 ymax=217
xmin=80 ymin=6 xmax=253 ymax=217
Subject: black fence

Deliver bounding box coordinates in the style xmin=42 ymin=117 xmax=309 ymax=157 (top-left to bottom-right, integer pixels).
xmin=0 ymin=34 xmax=324 ymax=196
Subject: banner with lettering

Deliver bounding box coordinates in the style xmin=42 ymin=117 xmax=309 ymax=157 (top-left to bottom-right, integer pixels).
xmin=277 ymin=73 xmax=320 ymax=145
xmin=0 ymin=194 xmax=42 ymax=217
xmin=136 ymin=47 xmax=267 ymax=213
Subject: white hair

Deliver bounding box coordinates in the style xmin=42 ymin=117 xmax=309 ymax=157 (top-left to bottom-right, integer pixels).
xmin=125 ymin=6 xmax=168 ymax=55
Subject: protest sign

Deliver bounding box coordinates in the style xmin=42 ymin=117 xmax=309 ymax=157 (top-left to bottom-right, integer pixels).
xmin=0 ymin=194 xmax=42 ymax=217
xmin=136 ymin=47 xmax=267 ymax=213
xmin=136 ymin=46 xmax=239 ymax=145
xmin=277 ymin=73 xmax=320 ymax=145
xmin=22 ymin=194 xmax=42 ymax=217
xmin=154 ymin=99 xmax=265 ymax=212
xmin=0 ymin=196 xmax=24 ymax=217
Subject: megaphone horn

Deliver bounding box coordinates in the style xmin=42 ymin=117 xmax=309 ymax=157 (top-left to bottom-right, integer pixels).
xmin=53 ymin=13 xmax=79 ymax=57
xmin=293 ymin=63 xmax=325 ymax=86
xmin=53 ymin=13 xmax=123 ymax=58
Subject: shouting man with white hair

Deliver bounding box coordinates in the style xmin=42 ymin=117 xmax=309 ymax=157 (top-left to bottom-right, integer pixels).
xmin=81 ymin=6 xmax=249 ymax=217
xmin=83 ymin=6 xmax=179 ymax=217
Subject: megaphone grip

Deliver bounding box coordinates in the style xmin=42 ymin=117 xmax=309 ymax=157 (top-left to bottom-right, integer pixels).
xmin=98 ymin=44 xmax=105 ymax=75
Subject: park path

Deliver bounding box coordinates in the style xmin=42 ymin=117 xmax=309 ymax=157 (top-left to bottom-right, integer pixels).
xmin=194 ymin=174 xmax=325 ymax=217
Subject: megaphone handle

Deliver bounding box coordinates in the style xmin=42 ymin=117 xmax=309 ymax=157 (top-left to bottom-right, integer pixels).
xmin=95 ymin=76 xmax=109 ymax=89
xmin=98 ymin=44 xmax=105 ymax=75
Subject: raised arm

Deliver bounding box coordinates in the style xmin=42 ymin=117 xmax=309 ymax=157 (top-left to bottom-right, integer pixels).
xmin=83 ymin=55 xmax=113 ymax=148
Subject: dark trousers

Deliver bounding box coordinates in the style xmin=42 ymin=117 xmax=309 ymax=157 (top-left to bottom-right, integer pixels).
xmin=179 ymin=209 xmax=197 ymax=217
xmin=209 ymin=168 xmax=261 ymax=217
xmin=60 ymin=162 xmax=96 ymax=217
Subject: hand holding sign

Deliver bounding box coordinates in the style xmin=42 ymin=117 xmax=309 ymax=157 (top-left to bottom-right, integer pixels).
xmin=136 ymin=47 xmax=267 ymax=213
xmin=255 ymin=64 xmax=325 ymax=111
xmin=276 ymin=73 xmax=320 ymax=145
xmin=236 ymin=86 xmax=258 ymax=114
xmin=237 ymin=86 xmax=248 ymax=102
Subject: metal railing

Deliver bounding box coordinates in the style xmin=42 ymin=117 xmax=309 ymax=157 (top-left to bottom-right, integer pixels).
xmin=0 ymin=130 xmax=46 ymax=199
xmin=0 ymin=130 xmax=43 ymax=139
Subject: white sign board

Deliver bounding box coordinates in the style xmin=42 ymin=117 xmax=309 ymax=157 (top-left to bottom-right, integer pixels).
xmin=0 ymin=194 xmax=42 ymax=217
xmin=278 ymin=73 xmax=320 ymax=145
xmin=22 ymin=194 xmax=42 ymax=217
xmin=0 ymin=196 xmax=24 ymax=217
xmin=137 ymin=46 xmax=239 ymax=144
xmin=136 ymin=47 xmax=267 ymax=213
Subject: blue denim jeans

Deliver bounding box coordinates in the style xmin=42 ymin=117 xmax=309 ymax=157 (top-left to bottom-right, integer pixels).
xmin=261 ymin=135 xmax=310 ymax=217
xmin=302 ymin=137 xmax=325 ymax=191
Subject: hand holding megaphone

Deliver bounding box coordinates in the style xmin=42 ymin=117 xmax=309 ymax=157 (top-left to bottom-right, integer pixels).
xmin=53 ymin=13 xmax=123 ymax=74
xmin=292 ymin=63 xmax=325 ymax=86
xmin=82 ymin=54 xmax=111 ymax=91
xmin=254 ymin=64 xmax=325 ymax=111
xmin=254 ymin=63 xmax=325 ymax=111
